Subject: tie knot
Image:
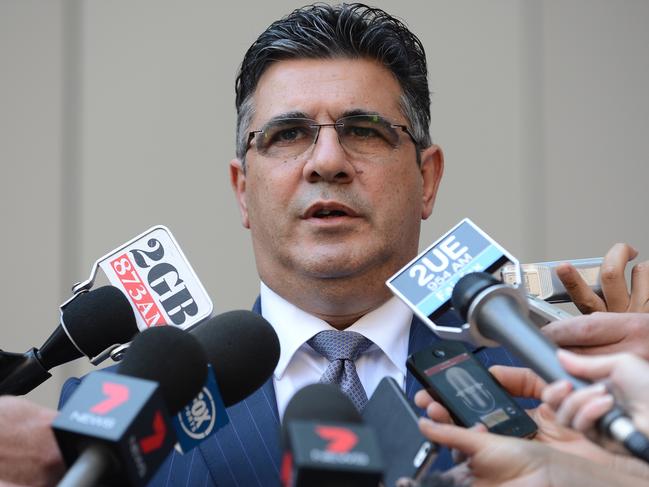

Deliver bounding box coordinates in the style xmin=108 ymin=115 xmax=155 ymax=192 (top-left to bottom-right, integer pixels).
xmin=307 ymin=330 xmax=373 ymax=362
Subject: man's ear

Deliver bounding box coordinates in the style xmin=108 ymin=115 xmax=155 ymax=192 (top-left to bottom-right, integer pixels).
xmin=229 ymin=159 xmax=250 ymax=228
xmin=420 ymin=144 xmax=444 ymax=220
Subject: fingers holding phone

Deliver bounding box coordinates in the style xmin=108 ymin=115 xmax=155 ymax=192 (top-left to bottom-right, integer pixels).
xmin=407 ymin=343 xmax=537 ymax=438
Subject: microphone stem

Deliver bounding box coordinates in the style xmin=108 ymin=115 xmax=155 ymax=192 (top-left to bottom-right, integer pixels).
xmin=57 ymin=443 xmax=112 ymax=487
xmin=0 ymin=349 xmax=52 ymax=395
xmin=479 ymin=295 xmax=589 ymax=388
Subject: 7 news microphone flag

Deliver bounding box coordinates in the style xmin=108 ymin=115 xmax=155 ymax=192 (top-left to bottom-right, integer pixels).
xmin=53 ymin=326 xmax=207 ymax=487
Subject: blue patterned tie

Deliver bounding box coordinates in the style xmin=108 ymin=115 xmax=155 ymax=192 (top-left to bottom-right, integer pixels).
xmin=307 ymin=330 xmax=373 ymax=411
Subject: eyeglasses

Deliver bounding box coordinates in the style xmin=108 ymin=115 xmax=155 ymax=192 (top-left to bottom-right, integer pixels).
xmin=247 ymin=114 xmax=418 ymax=159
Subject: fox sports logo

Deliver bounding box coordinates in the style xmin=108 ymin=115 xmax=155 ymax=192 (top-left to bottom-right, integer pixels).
xmin=178 ymin=388 xmax=216 ymax=439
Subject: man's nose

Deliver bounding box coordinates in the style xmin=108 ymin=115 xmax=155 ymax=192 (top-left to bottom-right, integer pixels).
xmin=302 ymin=126 xmax=355 ymax=184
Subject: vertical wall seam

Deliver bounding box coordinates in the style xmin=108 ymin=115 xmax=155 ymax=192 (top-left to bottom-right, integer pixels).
xmin=59 ymin=0 xmax=83 ymax=389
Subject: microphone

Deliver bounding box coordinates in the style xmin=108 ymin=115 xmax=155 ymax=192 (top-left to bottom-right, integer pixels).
xmin=190 ymin=310 xmax=280 ymax=406
xmin=53 ymin=325 xmax=207 ymax=487
xmin=170 ymin=310 xmax=281 ymax=452
xmin=362 ymin=377 xmax=436 ymax=487
xmin=452 ymin=272 xmax=649 ymax=463
xmin=0 ymin=286 xmax=138 ymax=395
xmin=116 ymin=327 xmax=208 ymax=414
xmin=281 ymin=383 xmax=383 ymax=487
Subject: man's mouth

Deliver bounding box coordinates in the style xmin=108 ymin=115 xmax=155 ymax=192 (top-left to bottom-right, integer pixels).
xmin=313 ymin=209 xmax=349 ymax=218
xmin=303 ymin=202 xmax=359 ymax=219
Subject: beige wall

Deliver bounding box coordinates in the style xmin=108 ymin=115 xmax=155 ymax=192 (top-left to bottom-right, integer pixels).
xmin=2 ymin=0 xmax=648 ymax=408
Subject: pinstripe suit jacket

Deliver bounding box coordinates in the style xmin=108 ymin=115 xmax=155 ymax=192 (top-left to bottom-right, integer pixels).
xmin=59 ymin=297 xmax=533 ymax=487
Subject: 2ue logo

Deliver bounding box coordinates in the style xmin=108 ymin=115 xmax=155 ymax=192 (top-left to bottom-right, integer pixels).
xmin=89 ymin=381 xmax=167 ymax=454
xmin=315 ymin=426 xmax=358 ymax=453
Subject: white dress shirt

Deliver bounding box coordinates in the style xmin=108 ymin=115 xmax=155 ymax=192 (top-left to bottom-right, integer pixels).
xmin=259 ymin=282 xmax=413 ymax=420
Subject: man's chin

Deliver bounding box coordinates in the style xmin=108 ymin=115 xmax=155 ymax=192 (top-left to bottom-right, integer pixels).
xmin=294 ymin=252 xmax=385 ymax=281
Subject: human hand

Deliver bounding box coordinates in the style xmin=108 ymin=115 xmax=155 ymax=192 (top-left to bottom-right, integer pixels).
xmin=542 ymin=312 xmax=649 ymax=360
xmin=0 ymin=396 xmax=64 ymax=487
xmin=556 ymin=243 xmax=649 ymax=314
xmin=413 ymin=365 xmax=546 ymax=424
xmin=542 ymin=350 xmax=649 ymax=438
xmin=415 ymin=365 xmax=649 ymax=478
xmin=414 ymin=366 xmax=601 ymax=459
xmin=417 ymin=418 xmax=647 ymax=487
xmin=414 ymin=365 xmax=547 ymax=423
xmin=484 ymin=367 xmax=625 ymax=466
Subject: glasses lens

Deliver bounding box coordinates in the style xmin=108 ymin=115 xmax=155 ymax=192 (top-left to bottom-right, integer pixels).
xmin=337 ymin=115 xmax=400 ymax=155
xmin=255 ymin=118 xmax=316 ymax=158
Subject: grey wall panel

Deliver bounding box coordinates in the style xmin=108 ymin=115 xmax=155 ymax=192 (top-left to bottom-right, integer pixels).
xmin=0 ymin=0 xmax=67 ymax=407
xmin=542 ymin=0 xmax=649 ymax=259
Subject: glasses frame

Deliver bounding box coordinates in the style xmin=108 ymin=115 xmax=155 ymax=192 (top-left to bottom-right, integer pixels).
xmin=246 ymin=114 xmax=419 ymax=158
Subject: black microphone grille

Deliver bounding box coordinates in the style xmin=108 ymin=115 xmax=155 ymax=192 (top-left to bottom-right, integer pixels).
xmin=62 ymin=286 xmax=139 ymax=358
xmin=451 ymin=272 xmax=499 ymax=321
xmin=281 ymin=383 xmax=362 ymax=447
xmin=190 ymin=310 xmax=280 ymax=407
xmin=117 ymin=326 xmax=208 ymax=414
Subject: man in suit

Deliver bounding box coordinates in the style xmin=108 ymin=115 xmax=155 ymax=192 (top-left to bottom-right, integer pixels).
xmin=162 ymin=3 xmax=540 ymax=484
xmin=59 ymin=4 xmax=535 ymax=485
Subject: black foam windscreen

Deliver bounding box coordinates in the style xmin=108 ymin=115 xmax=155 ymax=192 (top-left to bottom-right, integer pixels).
xmin=61 ymin=286 xmax=139 ymax=357
xmin=281 ymin=383 xmax=362 ymax=447
xmin=190 ymin=310 xmax=280 ymax=407
xmin=451 ymin=272 xmax=500 ymax=321
xmin=117 ymin=326 xmax=208 ymax=414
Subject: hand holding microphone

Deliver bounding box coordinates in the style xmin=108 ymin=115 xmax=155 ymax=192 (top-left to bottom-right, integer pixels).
xmin=416 ymin=417 xmax=645 ymax=487
xmin=543 ymin=351 xmax=649 ymax=442
xmin=541 ymin=312 xmax=649 ymax=361
xmin=451 ymin=272 xmax=649 ymax=463
xmin=414 ymin=365 xmax=649 ymax=480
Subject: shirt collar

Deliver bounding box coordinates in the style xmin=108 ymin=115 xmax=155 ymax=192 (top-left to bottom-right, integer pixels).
xmin=260 ymin=282 xmax=413 ymax=380
xmin=345 ymin=295 xmax=412 ymax=377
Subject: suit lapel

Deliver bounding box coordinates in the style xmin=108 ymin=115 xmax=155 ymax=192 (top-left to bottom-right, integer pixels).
xmin=404 ymin=315 xmax=442 ymax=403
xmin=196 ymin=297 xmax=282 ymax=487
xmin=196 ymin=379 xmax=280 ymax=487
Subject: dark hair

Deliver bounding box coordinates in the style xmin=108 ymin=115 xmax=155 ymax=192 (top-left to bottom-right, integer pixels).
xmin=234 ymin=3 xmax=431 ymax=164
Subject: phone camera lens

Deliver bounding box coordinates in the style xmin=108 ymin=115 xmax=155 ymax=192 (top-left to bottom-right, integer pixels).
xmin=432 ymin=350 xmax=446 ymax=358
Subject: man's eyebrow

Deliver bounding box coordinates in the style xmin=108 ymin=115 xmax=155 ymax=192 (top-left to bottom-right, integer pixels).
xmin=262 ymin=111 xmax=310 ymax=125
xmin=340 ymin=108 xmax=380 ymax=118
xmin=259 ymin=109 xmax=384 ymax=126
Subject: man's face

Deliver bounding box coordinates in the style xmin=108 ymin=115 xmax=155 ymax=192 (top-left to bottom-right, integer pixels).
xmin=231 ymin=58 xmax=443 ymax=300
